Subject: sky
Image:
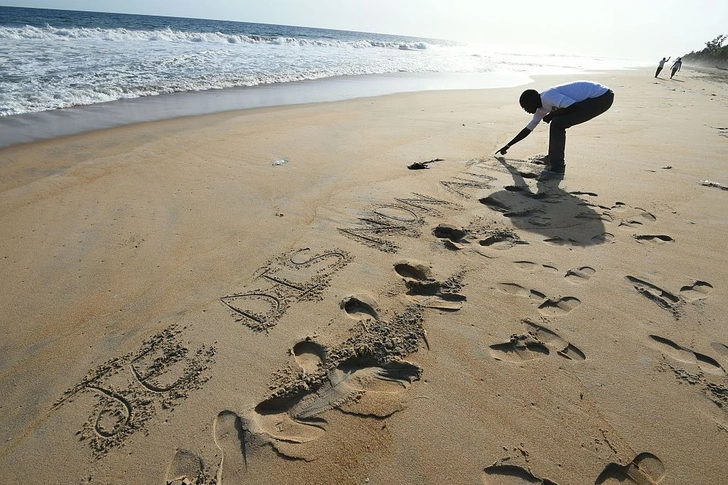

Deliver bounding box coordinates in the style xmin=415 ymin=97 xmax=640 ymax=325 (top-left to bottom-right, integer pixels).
xmin=4 ymin=0 xmax=728 ymax=61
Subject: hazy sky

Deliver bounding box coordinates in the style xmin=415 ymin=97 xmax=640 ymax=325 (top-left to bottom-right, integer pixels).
xmin=5 ymin=0 xmax=727 ymax=60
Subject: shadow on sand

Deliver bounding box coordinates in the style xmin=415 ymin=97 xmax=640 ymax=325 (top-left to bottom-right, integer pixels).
xmin=480 ymin=158 xmax=610 ymax=247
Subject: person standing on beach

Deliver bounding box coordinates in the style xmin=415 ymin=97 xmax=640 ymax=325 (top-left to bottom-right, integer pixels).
xmin=670 ymin=58 xmax=682 ymax=79
xmin=496 ymin=81 xmax=614 ymax=179
xmin=655 ymin=57 xmax=670 ymax=77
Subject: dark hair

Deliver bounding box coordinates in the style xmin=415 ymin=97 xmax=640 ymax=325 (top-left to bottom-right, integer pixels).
xmin=519 ymin=89 xmax=541 ymax=112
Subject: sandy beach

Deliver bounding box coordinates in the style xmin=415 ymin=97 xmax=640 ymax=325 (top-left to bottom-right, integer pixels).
xmin=1 ymin=66 xmax=727 ymax=484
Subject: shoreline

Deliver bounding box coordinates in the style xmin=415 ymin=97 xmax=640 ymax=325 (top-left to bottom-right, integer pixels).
xmin=0 ymin=71 xmax=531 ymax=149
xmin=0 ymin=68 xmax=639 ymax=150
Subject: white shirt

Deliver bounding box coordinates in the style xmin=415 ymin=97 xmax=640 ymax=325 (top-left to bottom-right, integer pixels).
xmin=526 ymin=81 xmax=611 ymax=130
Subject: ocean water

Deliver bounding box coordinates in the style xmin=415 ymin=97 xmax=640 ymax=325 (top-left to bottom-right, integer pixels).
xmin=0 ymin=7 xmax=640 ymax=146
xmin=0 ymin=7 xmax=640 ymax=116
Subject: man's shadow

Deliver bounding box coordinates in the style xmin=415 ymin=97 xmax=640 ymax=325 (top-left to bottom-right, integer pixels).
xmin=481 ymin=157 xmax=609 ymax=246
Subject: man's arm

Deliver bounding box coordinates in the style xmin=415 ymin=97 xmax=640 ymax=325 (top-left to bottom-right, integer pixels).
xmin=497 ymin=127 xmax=532 ymax=155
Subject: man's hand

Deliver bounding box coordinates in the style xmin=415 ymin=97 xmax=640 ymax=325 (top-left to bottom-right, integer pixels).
xmin=496 ymin=145 xmax=510 ymax=155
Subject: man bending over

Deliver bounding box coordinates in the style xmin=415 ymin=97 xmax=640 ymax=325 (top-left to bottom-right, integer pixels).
xmin=497 ymin=81 xmax=614 ymax=179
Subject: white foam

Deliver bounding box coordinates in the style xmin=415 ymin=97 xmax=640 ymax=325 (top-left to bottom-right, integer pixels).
xmin=0 ymin=24 xmax=640 ymax=117
xmin=0 ymin=25 xmax=434 ymax=50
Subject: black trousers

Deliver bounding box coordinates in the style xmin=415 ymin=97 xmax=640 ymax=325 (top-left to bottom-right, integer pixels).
xmin=547 ymin=90 xmax=614 ymax=168
xmin=655 ymin=66 xmax=663 ymax=77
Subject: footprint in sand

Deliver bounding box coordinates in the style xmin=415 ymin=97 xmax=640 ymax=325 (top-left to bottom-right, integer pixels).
xmin=711 ymin=342 xmax=728 ymax=358
xmin=247 ymin=395 xmax=327 ymax=461
xmin=480 ymin=198 xmax=544 ymax=219
xmin=595 ymin=452 xmax=665 ymax=485
xmin=513 ymin=262 xmax=594 ymax=284
xmin=496 ymin=283 xmax=581 ymax=316
xmin=497 ymin=283 xmax=546 ymax=301
xmin=483 ymin=464 xmax=558 ymax=484
xmin=514 ymin=261 xmax=559 ymax=274
xmin=490 ymin=320 xmax=585 ymax=363
xmin=637 ymin=208 xmax=656 ymax=222
xmin=619 ymin=219 xmax=644 ymax=228
xmin=611 ymin=202 xmax=657 ymax=227
xmin=633 ymin=234 xmax=674 ymax=244
xmin=490 ymin=335 xmax=551 ymax=362
xmin=625 ymin=276 xmax=681 ymax=314
xmin=575 ymin=210 xmax=611 ymax=222
xmin=394 ymin=260 xmax=433 ymax=281
xmin=523 ymin=320 xmax=585 ymax=361
xmin=696 ymin=394 xmax=728 ymax=432
xmin=292 ymin=340 xmax=326 ymax=375
xmin=627 ymin=277 xmax=712 ymax=313
xmin=481 ymin=231 xmax=530 ymax=250
xmin=165 ymin=449 xmax=203 ymax=485
xmin=395 ymin=260 xmax=466 ymax=311
xmin=650 ymin=335 xmax=725 ymax=376
xmin=214 ymin=411 xmax=248 ymax=485
xmin=340 ymin=293 xmax=379 ymax=320
xmin=245 ymin=359 xmax=420 ymax=460
xmin=543 ymin=236 xmax=581 ymax=247
xmin=565 ymin=266 xmax=596 ymax=284
xmin=678 ymin=281 xmax=713 ymax=301
xmin=480 ymin=195 xmax=512 ymax=213
xmin=538 ymin=297 xmax=582 ymax=316
xmin=591 ymin=232 xmax=615 ymax=244
xmin=433 ymin=223 xmax=468 ymax=243
xmin=326 ymin=361 xmax=420 ymax=417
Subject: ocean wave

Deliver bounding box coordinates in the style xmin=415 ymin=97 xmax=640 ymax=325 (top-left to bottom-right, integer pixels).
xmin=0 ymin=15 xmax=639 ymax=118
xmin=0 ymin=8 xmax=641 ymax=119
xmin=0 ymin=24 xmax=433 ymax=50
xmin=0 ymin=66 xmax=448 ymax=116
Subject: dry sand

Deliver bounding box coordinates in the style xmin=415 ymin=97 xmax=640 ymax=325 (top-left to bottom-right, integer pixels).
xmin=1 ymin=67 xmax=727 ymax=484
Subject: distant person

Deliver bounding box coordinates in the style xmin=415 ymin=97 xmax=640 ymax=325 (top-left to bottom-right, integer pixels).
xmin=670 ymin=57 xmax=682 ymax=79
xmin=496 ymin=81 xmax=614 ymax=179
xmin=655 ymin=57 xmax=670 ymax=78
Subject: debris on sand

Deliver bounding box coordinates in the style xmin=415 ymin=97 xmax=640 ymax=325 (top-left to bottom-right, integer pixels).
xmin=407 ymin=158 xmax=444 ymax=170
